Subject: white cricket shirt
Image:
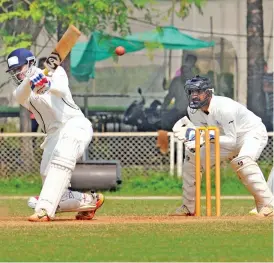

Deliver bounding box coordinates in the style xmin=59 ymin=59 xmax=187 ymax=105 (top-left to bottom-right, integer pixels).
xmin=13 ymin=66 xmax=84 ymax=134
xmin=187 ymin=95 xmax=264 ymax=149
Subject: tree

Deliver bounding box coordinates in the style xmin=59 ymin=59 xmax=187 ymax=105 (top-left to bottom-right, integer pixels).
xmin=246 ymin=0 xmax=265 ymax=119
xmin=0 ymin=0 xmax=206 ymax=55
xmin=0 ymin=0 xmax=206 ymax=131
xmin=0 ymin=0 xmax=152 ymax=131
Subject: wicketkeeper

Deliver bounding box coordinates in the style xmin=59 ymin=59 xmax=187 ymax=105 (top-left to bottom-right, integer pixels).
xmin=6 ymin=48 xmax=104 ymax=222
xmin=172 ymin=75 xmax=274 ymax=217
xmin=249 ymin=166 xmax=274 ymax=214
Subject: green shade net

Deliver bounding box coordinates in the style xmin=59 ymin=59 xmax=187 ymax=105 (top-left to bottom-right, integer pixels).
xmin=71 ymin=26 xmax=214 ymax=81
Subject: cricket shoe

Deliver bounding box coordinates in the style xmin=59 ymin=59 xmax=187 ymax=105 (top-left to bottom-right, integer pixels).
xmin=169 ymin=205 xmax=195 ymax=216
xmin=28 ymin=209 xmax=50 ymax=222
xmin=248 ymin=207 xmax=258 ymax=215
xmin=27 ymin=194 xmax=96 ymax=213
xmin=258 ymin=205 xmax=273 ymax=217
xmin=76 ymin=193 xmax=105 ymax=220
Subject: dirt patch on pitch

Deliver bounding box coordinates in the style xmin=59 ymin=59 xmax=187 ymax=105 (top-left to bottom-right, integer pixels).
xmin=0 ymin=215 xmax=269 ymax=227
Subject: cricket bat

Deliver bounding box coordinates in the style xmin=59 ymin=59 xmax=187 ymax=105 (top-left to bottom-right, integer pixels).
xmin=43 ymin=25 xmax=81 ymax=75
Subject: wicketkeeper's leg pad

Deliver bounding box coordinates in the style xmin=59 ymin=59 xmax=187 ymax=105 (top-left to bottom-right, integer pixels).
xmin=230 ymin=156 xmax=274 ymax=211
xmin=267 ymin=167 xmax=274 ymax=194
xmin=182 ymin=149 xmax=198 ymax=214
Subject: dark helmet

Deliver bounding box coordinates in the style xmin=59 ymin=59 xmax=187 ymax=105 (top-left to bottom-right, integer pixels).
xmin=184 ymin=75 xmax=213 ymax=110
xmin=6 ymin=48 xmax=36 ymax=85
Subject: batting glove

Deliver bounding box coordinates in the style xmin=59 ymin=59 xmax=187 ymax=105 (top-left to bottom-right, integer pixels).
xmin=29 ymin=68 xmax=51 ymax=95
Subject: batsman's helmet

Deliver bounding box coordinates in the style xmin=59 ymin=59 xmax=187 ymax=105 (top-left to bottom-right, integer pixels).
xmin=6 ymin=48 xmax=36 ymax=85
xmin=184 ymin=75 xmax=213 ymax=110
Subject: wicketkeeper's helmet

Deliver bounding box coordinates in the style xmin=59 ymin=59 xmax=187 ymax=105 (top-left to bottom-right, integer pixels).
xmin=184 ymin=75 xmax=213 ymax=110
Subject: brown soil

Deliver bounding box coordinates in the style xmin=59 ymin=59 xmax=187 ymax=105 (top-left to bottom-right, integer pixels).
xmin=0 ymin=215 xmax=269 ymax=227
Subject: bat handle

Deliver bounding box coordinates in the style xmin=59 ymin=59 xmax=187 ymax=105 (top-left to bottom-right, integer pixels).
xmin=43 ymin=68 xmax=49 ymax=76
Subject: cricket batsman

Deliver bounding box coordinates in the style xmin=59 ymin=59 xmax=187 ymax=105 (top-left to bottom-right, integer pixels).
xmin=6 ymin=48 xmax=104 ymax=222
xmin=172 ymin=75 xmax=274 ymax=217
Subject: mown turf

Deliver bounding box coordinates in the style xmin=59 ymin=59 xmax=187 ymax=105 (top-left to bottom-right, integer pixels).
xmin=0 ymin=221 xmax=273 ymax=262
xmin=0 ymin=198 xmax=273 ymax=262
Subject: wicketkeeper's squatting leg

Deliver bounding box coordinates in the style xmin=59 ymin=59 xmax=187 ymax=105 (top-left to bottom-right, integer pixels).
xmin=267 ymin=167 xmax=274 ymax=194
xmin=35 ymin=117 xmax=93 ymax=218
xmin=182 ymin=125 xmax=274 ymax=215
xmin=230 ymin=125 xmax=274 ymax=213
xmin=182 ymin=143 xmax=235 ymax=214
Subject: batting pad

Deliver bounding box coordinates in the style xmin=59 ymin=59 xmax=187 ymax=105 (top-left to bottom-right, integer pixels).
xmin=58 ymin=190 xmax=96 ymax=212
xmin=35 ymin=163 xmax=71 ymax=218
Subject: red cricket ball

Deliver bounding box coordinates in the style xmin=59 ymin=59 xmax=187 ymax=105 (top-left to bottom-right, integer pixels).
xmin=115 ymin=46 xmax=125 ymax=56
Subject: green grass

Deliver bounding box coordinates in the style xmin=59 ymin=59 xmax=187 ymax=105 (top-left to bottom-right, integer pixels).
xmin=0 ymin=175 xmax=42 ymax=195
xmin=0 ymin=171 xmax=250 ymax=196
xmin=0 ymin=199 xmax=273 ymax=262
xmin=0 ymin=165 xmax=272 ymax=196
xmin=1 ymin=222 xmax=272 ymax=262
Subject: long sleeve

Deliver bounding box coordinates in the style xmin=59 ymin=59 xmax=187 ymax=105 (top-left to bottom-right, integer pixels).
xmin=218 ymin=110 xmax=237 ymax=149
xmin=12 ymin=77 xmax=31 ymax=108
xmin=48 ymin=66 xmax=69 ymax=98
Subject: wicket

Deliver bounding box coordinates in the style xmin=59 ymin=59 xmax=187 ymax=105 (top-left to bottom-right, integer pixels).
xmin=195 ymin=127 xmax=221 ymax=216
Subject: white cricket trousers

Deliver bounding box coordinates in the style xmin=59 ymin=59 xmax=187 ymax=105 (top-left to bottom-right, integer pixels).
xmin=182 ymin=123 xmax=273 ymax=213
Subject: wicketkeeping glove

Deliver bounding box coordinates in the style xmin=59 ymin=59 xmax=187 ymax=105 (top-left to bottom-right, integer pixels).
xmin=185 ymin=130 xmax=215 ymax=152
xmin=172 ymin=116 xmax=196 ymax=142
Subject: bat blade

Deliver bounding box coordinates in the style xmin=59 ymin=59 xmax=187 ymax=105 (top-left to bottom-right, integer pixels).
xmin=44 ymin=25 xmax=81 ymax=75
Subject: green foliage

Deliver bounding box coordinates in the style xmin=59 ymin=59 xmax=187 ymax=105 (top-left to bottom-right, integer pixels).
xmin=177 ymin=0 xmax=206 ymax=18
xmin=0 ymin=31 xmax=32 ymax=55
xmin=0 ymin=0 xmax=207 ymax=56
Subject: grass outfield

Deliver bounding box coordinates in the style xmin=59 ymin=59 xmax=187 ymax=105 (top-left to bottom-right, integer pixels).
xmin=0 ymin=167 xmax=270 ymax=196
xmin=0 ymin=198 xmax=273 ymax=262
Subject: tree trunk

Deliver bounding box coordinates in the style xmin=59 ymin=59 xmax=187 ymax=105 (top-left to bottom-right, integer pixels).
xmin=246 ymin=0 xmax=265 ymax=119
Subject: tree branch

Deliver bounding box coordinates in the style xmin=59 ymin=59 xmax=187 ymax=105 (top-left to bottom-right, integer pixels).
xmin=22 ymin=0 xmax=31 ymax=5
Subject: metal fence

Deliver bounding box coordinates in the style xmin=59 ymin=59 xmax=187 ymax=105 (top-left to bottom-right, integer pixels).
xmin=0 ymin=132 xmax=273 ymax=178
xmin=0 ymin=132 xmax=172 ymax=178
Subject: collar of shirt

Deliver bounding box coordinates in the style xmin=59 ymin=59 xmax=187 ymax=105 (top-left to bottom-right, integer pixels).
xmin=206 ymin=95 xmax=216 ymax=114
